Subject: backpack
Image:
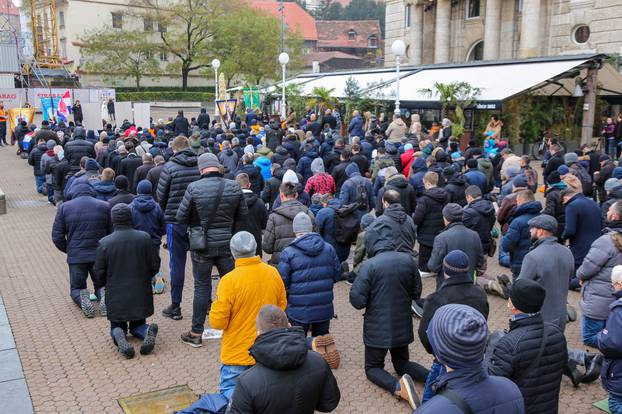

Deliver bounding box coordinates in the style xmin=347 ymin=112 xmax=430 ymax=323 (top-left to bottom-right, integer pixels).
xmin=355 ymin=181 xmax=369 ymax=211
xmin=332 ymin=203 xmax=360 ymax=244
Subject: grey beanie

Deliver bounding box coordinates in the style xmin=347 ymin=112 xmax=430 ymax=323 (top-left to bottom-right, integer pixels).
xmin=564 ymin=152 xmax=579 ymax=165
xmin=442 ymin=203 xmax=463 ymax=222
xmin=46 ymin=139 xmax=56 ymax=149
xmin=292 ymin=211 xmax=313 ymax=234
xmin=230 ymin=231 xmax=257 ymax=259
xmin=527 ymin=214 xmax=558 ymax=233
xmin=110 ymin=203 xmax=133 ymax=226
xmin=198 ymin=152 xmax=220 ymax=171
xmin=311 ymin=158 xmax=325 ymax=174
xmin=605 ymin=178 xmax=620 ymax=192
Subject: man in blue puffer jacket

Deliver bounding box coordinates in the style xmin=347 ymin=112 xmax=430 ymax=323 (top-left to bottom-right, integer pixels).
xmin=501 ymin=190 xmax=542 ymax=279
xmin=347 ymin=110 xmax=364 ymax=138
xmin=278 ymin=212 xmax=342 ymax=369
xmin=339 ymin=163 xmax=374 ymax=219
xmin=52 ymin=181 xmax=111 ymax=317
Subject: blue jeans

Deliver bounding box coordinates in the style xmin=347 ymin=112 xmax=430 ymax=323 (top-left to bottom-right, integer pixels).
xmin=422 ymin=360 xmax=446 ymax=403
xmin=35 ymin=175 xmax=45 ymax=193
xmin=582 ymin=315 xmax=606 ymax=348
xmin=610 ymin=393 xmax=622 ymax=414
xmin=110 ymin=320 xmax=148 ymax=342
xmin=498 ymin=235 xmax=510 ymax=268
xmin=46 ymin=183 xmax=54 ymax=203
xmin=220 ymin=364 xmax=251 ymax=400
xmin=167 ymin=223 xmax=188 ymax=305
xmin=608 ymin=139 xmax=617 ymax=159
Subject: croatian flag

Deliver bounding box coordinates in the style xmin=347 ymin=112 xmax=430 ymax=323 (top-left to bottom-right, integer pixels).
xmin=57 ymin=90 xmax=72 ymax=122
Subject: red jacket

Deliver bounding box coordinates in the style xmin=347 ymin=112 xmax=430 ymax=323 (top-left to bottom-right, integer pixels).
xmin=400 ymin=149 xmax=415 ymax=179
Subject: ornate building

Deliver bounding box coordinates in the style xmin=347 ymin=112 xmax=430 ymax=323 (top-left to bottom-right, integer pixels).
xmin=384 ymin=0 xmax=622 ymax=66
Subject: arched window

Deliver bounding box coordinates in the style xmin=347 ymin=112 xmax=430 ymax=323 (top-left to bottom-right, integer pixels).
xmin=466 ymin=40 xmax=484 ymax=61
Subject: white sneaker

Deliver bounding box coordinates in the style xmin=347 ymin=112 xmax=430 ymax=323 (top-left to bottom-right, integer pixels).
xmin=419 ymin=270 xmax=436 ymax=279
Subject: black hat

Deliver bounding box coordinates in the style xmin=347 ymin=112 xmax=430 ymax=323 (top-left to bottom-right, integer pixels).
xmin=115 ymin=175 xmax=129 ymax=190
xmin=110 ymin=203 xmax=133 ymax=226
xmin=442 ymin=203 xmax=463 ymax=222
xmin=510 ymin=279 xmax=546 ymax=314
xmin=547 ymin=171 xmax=561 ymax=185
xmin=466 ymin=159 xmax=478 ymax=169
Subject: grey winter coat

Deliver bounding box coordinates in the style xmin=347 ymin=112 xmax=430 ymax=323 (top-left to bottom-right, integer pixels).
xmin=263 ymin=200 xmax=313 ymax=265
xmin=517 ymin=237 xmax=574 ymax=330
xmin=576 ymin=228 xmax=622 ymax=320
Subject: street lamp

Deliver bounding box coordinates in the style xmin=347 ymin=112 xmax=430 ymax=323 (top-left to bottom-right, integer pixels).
xmin=212 ymin=58 xmax=220 ymax=121
xmin=391 ymin=39 xmax=406 ymax=115
xmin=278 ymin=52 xmax=289 ymax=120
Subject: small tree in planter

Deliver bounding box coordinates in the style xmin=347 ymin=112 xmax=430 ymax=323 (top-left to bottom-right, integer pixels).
xmin=419 ymin=81 xmax=481 ymax=138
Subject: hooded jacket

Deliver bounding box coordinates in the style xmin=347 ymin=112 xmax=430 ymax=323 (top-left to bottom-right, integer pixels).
xmin=219 ymin=148 xmax=239 ymax=173
xmin=502 ymin=201 xmax=543 ymax=275
xmin=597 ymin=291 xmax=622 ymax=397
xmin=278 ymin=233 xmax=341 ymax=324
xmin=562 ymin=193 xmax=603 ymax=268
xmin=413 ymin=186 xmax=448 ymax=247
xmin=376 ymin=174 xmax=417 ymax=215
xmin=237 ymin=163 xmax=264 ymax=196
xmin=296 ymin=150 xmax=319 ymax=185
xmin=228 ymin=327 xmax=340 ymax=414
xmin=476 ymin=157 xmax=494 ymax=192
xmin=263 ymin=200 xmax=312 ymax=265
xmin=444 ymin=173 xmax=468 ymax=206
xmin=130 ymin=195 xmax=166 ymax=248
xmin=234 ymin=190 xmax=268 ymax=256
xmin=386 ymin=118 xmax=407 ymax=142
xmin=409 ymin=157 xmax=428 ymax=197
xmin=254 ymin=156 xmax=272 ymax=182
xmin=338 ymin=163 xmax=373 ymax=212
xmin=350 ymin=223 xmax=422 ymax=348
xmin=465 ymin=168 xmax=488 ymax=195
xmin=271 ymin=146 xmax=290 ymax=167
xmin=156 ymin=150 xmax=201 ymax=222
xmin=400 ymin=148 xmax=415 ymax=178
xmin=543 ymin=183 xmax=567 ymax=238
xmin=92 ymin=180 xmax=117 ymax=201
xmin=366 ymin=203 xmax=416 ymax=253
xmin=315 ymin=198 xmax=350 ymax=262
xmin=463 ymin=198 xmax=496 ymax=252
xmin=51 ymin=182 xmax=111 ymax=264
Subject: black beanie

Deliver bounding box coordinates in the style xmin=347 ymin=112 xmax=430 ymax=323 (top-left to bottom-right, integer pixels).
xmin=547 ymin=171 xmax=561 ymax=185
xmin=115 ymin=175 xmax=129 ymax=190
xmin=510 ymin=279 xmax=546 ymax=314
xmin=466 ymin=159 xmax=478 ymax=169
xmin=111 ymin=203 xmax=133 ymax=226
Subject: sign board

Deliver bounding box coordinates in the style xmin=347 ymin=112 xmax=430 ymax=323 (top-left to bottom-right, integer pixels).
xmin=114 ymin=101 xmax=134 ymax=124
xmin=82 ymin=102 xmax=103 ymax=131
xmin=133 ymin=103 xmax=151 ymax=129
xmin=0 ymin=89 xmax=27 ymax=109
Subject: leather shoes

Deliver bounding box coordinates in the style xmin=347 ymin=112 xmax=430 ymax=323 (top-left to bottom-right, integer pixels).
xmin=563 ymin=360 xmax=582 ymax=387
xmin=581 ymin=353 xmax=603 ymax=383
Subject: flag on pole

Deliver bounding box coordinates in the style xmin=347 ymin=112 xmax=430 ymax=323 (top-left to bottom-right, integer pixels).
xmin=57 ymin=90 xmax=72 ymax=122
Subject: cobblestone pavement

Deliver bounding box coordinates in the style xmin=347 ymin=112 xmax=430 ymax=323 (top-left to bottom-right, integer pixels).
xmin=0 ymin=147 xmax=606 ymax=413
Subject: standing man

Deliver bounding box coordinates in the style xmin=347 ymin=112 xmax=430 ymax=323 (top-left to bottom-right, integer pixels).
xmin=175 ymin=153 xmax=248 ymax=346
xmin=488 ymin=279 xmax=567 ymax=414
xmin=209 ymin=232 xmax=287 ymax=399
xmin=518 ymin=215 xmax=574 ymax=330
xmin=93 ymin=204 xmax=161 ymax=359
xmin=107 ymin=98 xmax=116 ymax=122
xmin=157 ymin=136 xmax=201 ymax=321
xmin=52 ymin=182 xmax=111 ymax=317
xmin=350 ymin=223 xmax=426 ymax=410
xmin=0 ymin=102 xmax=7 ymax=146
xmin=234 ymin=173 xmax=268 ymax=256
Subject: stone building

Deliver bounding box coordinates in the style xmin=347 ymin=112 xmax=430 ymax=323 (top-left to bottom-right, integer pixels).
xmin=384 ymin=0 xmax=622 ymax=66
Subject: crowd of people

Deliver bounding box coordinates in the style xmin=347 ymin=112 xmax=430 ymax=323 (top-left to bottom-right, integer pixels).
xmin=5 ymin=104 xmax=622 ymax=413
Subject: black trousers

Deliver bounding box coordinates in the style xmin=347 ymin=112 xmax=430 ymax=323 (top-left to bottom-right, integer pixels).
xmin=418 ymin=244 xmax=433 ymax=272
xmin=364 ymin=345 xmax=429 ymax=393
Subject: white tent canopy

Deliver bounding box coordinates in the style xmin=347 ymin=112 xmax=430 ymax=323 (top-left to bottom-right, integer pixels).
xmin=268 ymin=54 xmax=622 ymax=104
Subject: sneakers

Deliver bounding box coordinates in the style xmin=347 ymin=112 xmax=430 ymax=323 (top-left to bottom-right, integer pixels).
xmin=311 ymin=334 xmax=340 ymax=369
xmin=112 ymin=328 xmax=135 ymax=359
xmin=140 ymin=324 xmax=159 ymax=355
xmin=397 ymin=374 xmax=421 ymax=410
xmin=419 ymin=270 xmax=435 ymax=279
xmin=180 ymin=331 xmax=203 ymax=348
xmin=497 ymin=274 xmax=512 ymax=297
xmin=411 ymin=300 xmax=424 ymax=318
xmin=162 ymin=304 xmax=183 ymax=320
xmin=99 ymin=289 xmax=107 ymax=317
xmin=152 ymin=273 xmax=166 ymax=295
xmin=79 ymin=289 xmax=95 ymax=318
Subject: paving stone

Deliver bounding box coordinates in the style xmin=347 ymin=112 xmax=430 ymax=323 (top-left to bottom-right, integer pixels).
xmin=0 ymin=348 xmax=24 ymax=382
xmin=0 ymin=379 xmax=34 ymax=414
xmin=0 ymin=324 xmax=16 ymax=351
xmin=0 ymin=303 xmax=8 ymax=325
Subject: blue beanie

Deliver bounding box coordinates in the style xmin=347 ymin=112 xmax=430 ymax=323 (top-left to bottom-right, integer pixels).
xmin=443 ymin=250 xmax=470 ymax=277
xmin=613 ymin=167 xmax=622 ymax=180
xmin=557 ymin=165 xmax=570 ymax=176
xmin=427 ymin=304 xmax=488 ymax=369
xmin=137 ymin=179 xmax=152 ymax=195
xmin=360 ymin=213 xmax=375 ymax=229
xmin=85 ymin=159 xmax=100 ymax=171
xmin=345 ymin=162 xmax=360 ymax=177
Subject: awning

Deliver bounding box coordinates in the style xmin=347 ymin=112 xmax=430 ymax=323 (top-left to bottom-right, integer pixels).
xmin=267 ymin=54 xmax=622 ymax=104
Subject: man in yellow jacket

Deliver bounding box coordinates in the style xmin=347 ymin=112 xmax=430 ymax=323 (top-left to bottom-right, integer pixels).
xmin=209 ymin=231 xmax=287 ymax=400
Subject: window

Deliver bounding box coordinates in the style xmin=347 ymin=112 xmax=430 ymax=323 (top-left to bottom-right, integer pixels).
xmin=111 ymin=13 xmax=122 ymax=29
xmin=515 ymin=0 xmax=523 ymax=12
xmin=466 ymin=0 xmax=480 ymax=18
xmin=405 ymin=4 xmax=412 ymax=28
xmin=144 ymin=18 xmax=153 ymax=32
xmin=60 ymin=37 xmax=67 ymax=58
xmin=158 ymin=22 xmax=167 ymax=33
xmin=59 ymin=11 xmax=65 ymax=29
xmin=466 ymin=40 xmax=484 ymax=61
xmin=159 ymin=52 xmax=168 ymax=61
xmin=368 ymin=35 xmax=378 ymax=48
xmin=573 ymin=25 xmax=590 ymax=44
xmin=348 ymin=29 xmax=356 ymax=40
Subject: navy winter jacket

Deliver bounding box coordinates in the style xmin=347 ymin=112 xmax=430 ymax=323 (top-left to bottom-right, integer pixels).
xmin=296 ymin=150 xmax=318 ymax=185
xmin=563 ymin=193 xmax=603 ymax=268
xmin=501 ymin=201 xmax=542 ymax=275
xmin=315 ymin=198 xmax=351 ymax=262
xmin=408 ymin=157 xmax=428 ymax=197
xmin=339 ymin=163 xmax=373 ymax=213
xmin=92 ymin=180 xmax=117 ymax=201
xmin=278 ymin=233 xmax=341 ymax=324
xmin=465 ymin=168 xmax=488 ymax=195
xmin=347 ymin=115 xmax=364 ymax=138
xmin=597 ymin=291 xmax=622 ymax=397
xmin=51 ymin=182 xmax=111 ymax=264
xmin=130 ymin=195 xmax=166 ymax=248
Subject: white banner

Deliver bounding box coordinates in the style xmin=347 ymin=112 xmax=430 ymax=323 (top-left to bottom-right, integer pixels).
xmin=90 ymin=89 xmax=115 ymax=104
xmin=0 ymin=89 xmax=27 ymax=109
xmin=133 ymin=102 xmax=151 ymax=129
xmin=82 ymin=102 xmax=103 ymax=131
xmin=113 ymin=101 xmax=133 ymax=125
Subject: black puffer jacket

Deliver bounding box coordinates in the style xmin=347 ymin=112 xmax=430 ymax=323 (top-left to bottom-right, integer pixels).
xmin=271 ymin=146 xmax=290 ymax=167
xmin=350 ymin=224 xmax=422 ymax=348
xmin=543 ymin=184 xmax=566 ymax=238
xmin=263 ymin=200 xmax=310 ymax=265
xmin=412 ymin=186 xmax=448 ymax=247
xmin=228 ymin=327 xmax=340 ymax=414
xmin=418 ymin=274 xmax=489 ymax=354
xmin=157 ymin=150 xmax=200 ymax=222
xmin=444 ymin=174 xmax=468 ymax=206
xmin=261 ymin=168 xmax=284 ymax=211
xmin=64 ymin=138 xmax=96 ymax=166
xmin=234 ymin=190 xmax=268 ymax=255
xmin=463 ymin=197 xmax=496 ymax=252
xmin=236 ymin=163 xmax=264 ymax=195
xmin=366 ymin=203 xmax=416 ymax=253
xmin=488 ymin=313 xmax=567 ymax=414
xmin=27 ymin=143 xmax=47 ymax=175
xmin=176 ymin=173 xmax=248 ymax=249
xmin=375 ymin=175 xmax=417 ymax=215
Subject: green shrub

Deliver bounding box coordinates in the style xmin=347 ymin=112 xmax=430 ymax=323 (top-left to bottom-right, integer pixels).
xmin=116 ymin=91 xmax=215 ymax=102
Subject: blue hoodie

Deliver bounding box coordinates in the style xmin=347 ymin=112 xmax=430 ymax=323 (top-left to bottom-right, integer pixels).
xmin=92 ymin=180 xmax=117 ymax=201
xmin=409 ymin=157 xmax=428 ymax=197
xmin=254 ymin=156 xmax=272 ymax=181
xmin=339 ymin=163 xmax=374 ymax=213
xmin=130 ymin=194 xmax=166 ymax=248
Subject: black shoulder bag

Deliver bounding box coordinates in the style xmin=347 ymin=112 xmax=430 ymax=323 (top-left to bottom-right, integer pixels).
xmin=188 ymin=179 xmax=225 ymax=251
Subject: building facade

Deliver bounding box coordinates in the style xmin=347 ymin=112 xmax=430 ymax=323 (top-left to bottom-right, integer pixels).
xmin=385 ymin=0 xmax=622 ymax=66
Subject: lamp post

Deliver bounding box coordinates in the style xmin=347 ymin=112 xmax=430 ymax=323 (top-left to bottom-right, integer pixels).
xmin=278 ymin=52 xmax=289 ymax=120
xmin=391 ymin=39 xmax=406 ymax=115
xmin=212 ymin=58 xmax=220 ymax=121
